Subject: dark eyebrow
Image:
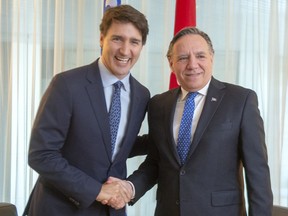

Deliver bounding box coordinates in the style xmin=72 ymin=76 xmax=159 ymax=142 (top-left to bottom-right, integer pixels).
xmin=111 ymin=34 xmax=122 ymax=38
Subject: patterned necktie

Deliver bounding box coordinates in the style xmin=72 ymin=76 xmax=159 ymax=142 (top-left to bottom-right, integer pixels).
xmin=109 ymin=81 xmax=123 ymax=156
xmin=177 ymin=92 xmax=198 ymax=165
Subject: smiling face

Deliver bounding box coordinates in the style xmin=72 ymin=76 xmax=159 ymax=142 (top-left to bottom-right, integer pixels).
xmin=168 ymin=34 xmax=214 ymax=92
xmin=100 ymin=21 xmax=143 ymax=79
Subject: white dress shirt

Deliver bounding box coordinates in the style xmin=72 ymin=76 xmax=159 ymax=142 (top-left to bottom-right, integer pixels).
xmin=173 ymin=80 xmax=211 ymax=145
xmin=129 ymin=80 xmax=211 ymax=198
xmin=98 ymin=58 xmax=131 ymax=161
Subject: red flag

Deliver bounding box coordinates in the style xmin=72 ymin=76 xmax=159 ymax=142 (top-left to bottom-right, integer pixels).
xmin=169 ymin=0 xmax=196 ymax=89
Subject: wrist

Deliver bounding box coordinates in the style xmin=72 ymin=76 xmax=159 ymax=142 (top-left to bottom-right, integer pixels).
xmin=125 ymin=180 xmax=135 ymax=199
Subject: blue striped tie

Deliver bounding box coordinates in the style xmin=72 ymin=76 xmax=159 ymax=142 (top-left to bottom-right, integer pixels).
xmin=109 ymin=81 xmax=123 ymax=156
xmin=177 ymin=92 xmax=198 ymax=165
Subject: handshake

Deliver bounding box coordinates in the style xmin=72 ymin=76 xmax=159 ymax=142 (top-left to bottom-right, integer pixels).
xmin=96 ymin=177 xmax=134 ymax=209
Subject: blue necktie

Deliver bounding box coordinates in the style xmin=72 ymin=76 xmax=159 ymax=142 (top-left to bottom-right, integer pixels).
xmin=177 ymin=92 xmax=198 ymax=165
xmin=109 ymin=81 xmax=123 ymax=156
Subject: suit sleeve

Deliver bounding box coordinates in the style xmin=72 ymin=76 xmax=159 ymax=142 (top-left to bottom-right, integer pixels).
xmin=28 ymin=74 xmax=101 ymax=208
xmin=240 ymin=90 xmax=273 ymax=215
xmin=127 ymin=104 xmax=159 ymax=203
xmin=128 ymin=135 xmax=149 ymax=157
xmin=127 ymin=137 xmax=159 ymax=203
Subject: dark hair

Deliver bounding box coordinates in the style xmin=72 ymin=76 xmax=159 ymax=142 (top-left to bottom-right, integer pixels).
xmin=166 ymin=27 xmax=214 ymax=57
xmin=99 ymin=5 xmax=149 ymax=45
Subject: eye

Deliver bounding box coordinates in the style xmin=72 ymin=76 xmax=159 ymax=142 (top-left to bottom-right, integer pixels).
xmin=196 ymin=55 xmax=206 ymax=59
xmin=195 ymin=52 xmax=208 ymax=59
xmin=177 ymin=56 xmax=189 ymax=62
xmin=112 ymin=36 xmax=122 ymax=42
xmin=131 ymin=39 xmax=141 ymax=46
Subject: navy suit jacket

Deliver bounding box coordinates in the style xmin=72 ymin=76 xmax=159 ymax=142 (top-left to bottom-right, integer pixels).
xmin=26 ymin=59 xmax=150 ymax=216
xmin=128 ymin=77 xmax=273 ymax=216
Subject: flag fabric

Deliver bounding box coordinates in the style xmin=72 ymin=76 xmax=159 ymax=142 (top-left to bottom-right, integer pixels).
xmin=103 ymin=0 xmax=121 ymax=12
xmin=169 ymin=0 xmax=196 ymax=89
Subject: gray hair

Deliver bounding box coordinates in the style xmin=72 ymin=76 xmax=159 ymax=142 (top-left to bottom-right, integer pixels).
xmin=166 ymin=27 xmax=214 ymax=58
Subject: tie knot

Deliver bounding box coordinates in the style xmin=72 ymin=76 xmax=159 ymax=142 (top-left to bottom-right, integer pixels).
xmin=113 ymin=81 xmax=123 ymax=89
xmin=187 ymin=92 xmax=198 ymax=100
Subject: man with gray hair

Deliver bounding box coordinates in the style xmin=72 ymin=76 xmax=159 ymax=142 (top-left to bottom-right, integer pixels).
xmin=109 ymin=27 xmax=273 ymax=216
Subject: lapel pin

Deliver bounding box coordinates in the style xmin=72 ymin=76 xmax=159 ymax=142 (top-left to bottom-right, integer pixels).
xmin=211 ymin=97 xmax=217 ymax=102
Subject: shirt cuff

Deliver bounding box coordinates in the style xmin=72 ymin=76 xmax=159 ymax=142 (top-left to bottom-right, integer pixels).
xmin=125 ymin=180 xmax=135 ymax=199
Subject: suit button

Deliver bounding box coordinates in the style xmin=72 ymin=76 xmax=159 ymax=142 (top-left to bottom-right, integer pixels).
xmin=176 ymin=200 xmax=180 ymax=205
xmin=180 ymin=170 xmax=186 ymax=175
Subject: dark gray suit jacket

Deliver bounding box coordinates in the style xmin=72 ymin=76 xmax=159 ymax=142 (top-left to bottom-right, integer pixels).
xmin=26 ymin=59 xmax=150 ymax=216
xmin=128 ymin=77 xmax=273 ymax=216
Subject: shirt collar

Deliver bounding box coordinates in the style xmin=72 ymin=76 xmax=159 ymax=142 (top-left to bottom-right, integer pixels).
xmin=179 ymin=79 xmax=211 ymax=101
xmin=99 ymin=57 xmax=130 ymax=91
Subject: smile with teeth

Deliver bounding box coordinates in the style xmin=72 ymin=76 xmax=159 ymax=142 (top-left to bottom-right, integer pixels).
xmin=116 ymin=56 xmax=130 ymax=63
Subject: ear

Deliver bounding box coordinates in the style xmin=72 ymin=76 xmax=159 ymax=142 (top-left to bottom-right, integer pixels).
xmin=100 ymin=33 xmax=104 ymax=48
xmin=167 ymin=57 xmax=174 ymax=71
xmin=210 ymin=52 xmax=214 ymax=63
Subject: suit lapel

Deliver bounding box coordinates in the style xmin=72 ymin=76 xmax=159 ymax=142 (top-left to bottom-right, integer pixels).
xmin=187 ymin=78 xmax=226 ymax=161
xmin=85 ymin=60 xmax=112 ymax=160
xmin=164 ymin=88 xmax=183 ymax=164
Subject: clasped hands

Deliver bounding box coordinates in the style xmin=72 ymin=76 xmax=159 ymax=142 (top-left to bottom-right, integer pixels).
xmin=96 ymin=177 xmax=133 ymax=209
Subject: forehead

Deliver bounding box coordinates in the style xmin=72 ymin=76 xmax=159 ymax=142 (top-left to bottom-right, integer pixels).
xmin=106 ymin=21 xmax=142 ymax=38
xmin=173 ymin=34 xmax=209 ymax=53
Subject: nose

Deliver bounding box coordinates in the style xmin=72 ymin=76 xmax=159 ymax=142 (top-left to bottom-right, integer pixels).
xmin=119 ymin=42 xmax=130 ymax=55
xmin=187 ymin=55 xmax=198 ymax=69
